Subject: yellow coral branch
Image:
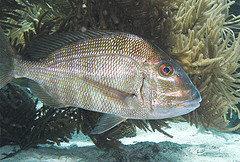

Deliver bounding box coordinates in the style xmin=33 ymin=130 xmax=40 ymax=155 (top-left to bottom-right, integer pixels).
xmin=168 ymin=0 xmax=240 ymax=131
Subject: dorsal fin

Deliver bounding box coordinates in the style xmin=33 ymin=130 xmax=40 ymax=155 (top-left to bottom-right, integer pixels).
xmin=25 ymin=31 xmax=114 ymax=60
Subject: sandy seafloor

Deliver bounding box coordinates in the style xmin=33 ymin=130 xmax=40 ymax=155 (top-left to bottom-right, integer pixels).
xmin=0 ymin=121 xmax=239 ymax=162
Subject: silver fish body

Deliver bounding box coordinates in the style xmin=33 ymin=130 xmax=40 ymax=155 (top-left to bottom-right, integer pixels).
xmin=1 ymin=31 xmax=201 ymax=134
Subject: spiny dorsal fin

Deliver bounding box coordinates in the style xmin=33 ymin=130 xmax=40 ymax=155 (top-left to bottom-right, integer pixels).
xmin=90 ymin=114 xmax=126 ymax=134
xmin=25 ymin=31 xmax=114 ymax=60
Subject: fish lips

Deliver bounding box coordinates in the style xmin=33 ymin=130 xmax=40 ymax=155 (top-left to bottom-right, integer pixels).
xmin=174 ymin=96 xmax=202 ymax=112
xmin=149 ymin=93 xmax=202 ymax=119
xmin=169 ymin=89 xmax=202 ymax=117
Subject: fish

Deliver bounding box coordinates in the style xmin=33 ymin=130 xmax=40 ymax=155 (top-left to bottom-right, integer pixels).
xmin=0 ymin=29 xmax=201 ymax=134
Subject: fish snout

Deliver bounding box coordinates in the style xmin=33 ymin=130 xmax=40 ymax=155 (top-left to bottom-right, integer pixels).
xmin=172 ymin=72 xmax=201 ymax=103
xmin=190 ymin=87 xmax=201 ymax=102
xmin=161 ymin=88 xmax=200 ymax=101
xmin=174 ymin=87 xmax=201 ymax=109
xmin=147 ymin=88 xmax=201 ymax=119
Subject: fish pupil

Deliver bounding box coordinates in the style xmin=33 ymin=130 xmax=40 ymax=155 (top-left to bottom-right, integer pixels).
xmin=158 ymin=63 xmax=173 ymax=76
xmin=163 ymin=67 xmax=170 ymax=74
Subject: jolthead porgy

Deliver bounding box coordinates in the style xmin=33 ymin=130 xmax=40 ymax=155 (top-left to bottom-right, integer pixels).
xmin=0 ymin=30 xmax=201 ymax=134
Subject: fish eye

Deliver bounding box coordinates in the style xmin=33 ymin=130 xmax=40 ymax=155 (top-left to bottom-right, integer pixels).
xmin=158 ymin=63 xmax=173 ymax=76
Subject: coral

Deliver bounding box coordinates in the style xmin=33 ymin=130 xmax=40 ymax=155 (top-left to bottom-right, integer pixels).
xmin=2 ymin=0 xmax=182 ymax=57
xmin=0 ymin=0 xmax=25 ymax=31
xmin=0 ymin=84 xmax=77 ymax=159
xmin=166 ymin=0 xmax=240 ymax=131
xmin=0 ymin=83 xmax=36 ymax=147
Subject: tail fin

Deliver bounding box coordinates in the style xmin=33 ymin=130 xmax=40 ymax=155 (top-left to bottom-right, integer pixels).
xmin=0 ymin=29 xmax=15 ymax=89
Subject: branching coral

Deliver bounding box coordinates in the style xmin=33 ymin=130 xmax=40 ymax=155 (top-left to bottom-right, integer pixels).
xmin=167 ymin=0 xmax=240 ymax=131
xmin=0 ymin=0 xmax=25 ymax=31
xmin=0 ymin=84 xmax=77 ymax=159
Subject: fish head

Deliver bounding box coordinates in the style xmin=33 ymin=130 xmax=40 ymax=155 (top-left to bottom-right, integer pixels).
xmin=142 ymin=49 xmax=202 ymax=119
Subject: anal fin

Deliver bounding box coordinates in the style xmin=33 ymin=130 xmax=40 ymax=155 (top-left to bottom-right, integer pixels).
xmin=90 ymin=114 xmax=126 ymax=134
xmin=14 ymin=78 xmax=62 ymax=107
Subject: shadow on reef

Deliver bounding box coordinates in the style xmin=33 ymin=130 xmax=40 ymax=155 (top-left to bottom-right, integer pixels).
xmin=0 ymin=0 xmax=240 ymax=159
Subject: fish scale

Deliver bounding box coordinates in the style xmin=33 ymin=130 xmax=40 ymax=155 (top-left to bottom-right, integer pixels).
xmin=14 ymin=52 xmax=146 ymax=117
xmin=1 ymin=30 xmax=201 ymax=134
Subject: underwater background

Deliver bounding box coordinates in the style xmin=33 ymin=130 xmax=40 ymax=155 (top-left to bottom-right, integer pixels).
xmin=0 ymin=0 xmax=240 ymax=161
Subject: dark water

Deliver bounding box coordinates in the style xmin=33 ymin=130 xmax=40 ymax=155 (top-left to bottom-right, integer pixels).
xmin=230 ymin=1 xmax=240 ymax=15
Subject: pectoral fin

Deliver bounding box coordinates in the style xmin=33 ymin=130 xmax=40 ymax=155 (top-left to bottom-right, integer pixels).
xmin=90 ymin=114 xmax=127 ymax=134
xmin=124 ymin=93 xmax=143 ymax=110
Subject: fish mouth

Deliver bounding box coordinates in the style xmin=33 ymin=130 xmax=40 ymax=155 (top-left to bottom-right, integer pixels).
xmin=165 ymin=88 xmax=202 ymax=118
xmin=147 ymin=88 xmax=202 ymax=119
xmin=148 ymin=96 xmax=201 ymax=119
xmin=175 ymin=97 xmax=201 ymax=109
xmin=162 ymin=87 xmax=202 ymax=110
xmin=175 ymin=89 xmax=202 ymax=110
